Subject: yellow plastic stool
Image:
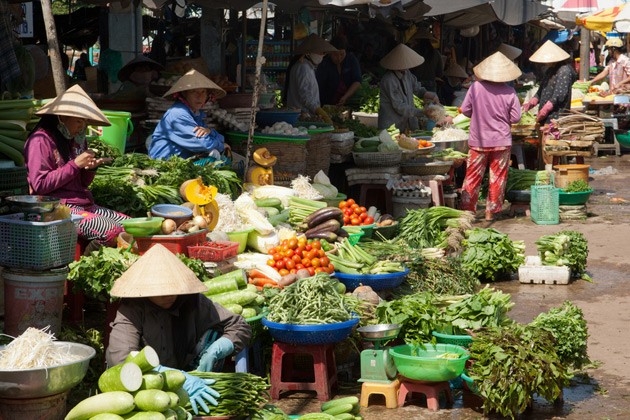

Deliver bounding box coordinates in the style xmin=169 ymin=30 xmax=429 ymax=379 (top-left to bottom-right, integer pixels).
xmin=359 ymin=379 xmax=400 ymax=409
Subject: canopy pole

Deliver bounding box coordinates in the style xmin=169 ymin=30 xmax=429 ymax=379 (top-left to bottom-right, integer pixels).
xmin=579 ymin=27 xmax=590 ymax=81
xmin=244 ymin=0 xmax=269 ymax=179
xmin=41 ymin=0 xmax=67 ymax=95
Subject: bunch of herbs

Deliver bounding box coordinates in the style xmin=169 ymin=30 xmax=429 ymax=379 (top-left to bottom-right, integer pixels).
xmin=375 ymin=292 xmax=439 ymax=345
xmin=460 ymin=227 xmax=525 ymax=282
xmin=531 ymin=301 xmax=590 ymax=371
xmin=468 ymin=323 xmax=571 ymax=419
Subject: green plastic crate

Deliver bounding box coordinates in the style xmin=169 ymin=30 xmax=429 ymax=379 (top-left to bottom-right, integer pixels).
xmin=530 ymin=185 xmax=559 ymax=225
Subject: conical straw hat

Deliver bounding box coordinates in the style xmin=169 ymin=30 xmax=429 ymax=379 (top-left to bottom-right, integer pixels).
xmin=118 ymin=55 xmax=164 ymax=82
xmin=110 ymin=244 xmax=208 ymax=298
xmin=380 ymin=44 xmax=425 ymax=70
xmin=163 ymin=69 xmax=226 ymax=99
xmin=529 ymin=40 xmax=570 ymax=63
xmin=497 ymin=43 xmax=522 ymax=61
xmin=444 ymin=63 xmax=469 ymax=79
xmin=294 ymin=34 xmax=338 ymax=55
xmin=473 ymin=51 xmax=522 ymax=83
xmin=36 ymin=85 xmax=110 ymax=126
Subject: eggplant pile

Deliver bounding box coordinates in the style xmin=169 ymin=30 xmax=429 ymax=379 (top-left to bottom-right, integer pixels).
xmin=301 ymin=207 xmax=348 ymax=242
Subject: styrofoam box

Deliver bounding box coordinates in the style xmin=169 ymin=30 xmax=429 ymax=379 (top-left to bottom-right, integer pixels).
xmin=518 ymin=256 xmax=571 ymax=285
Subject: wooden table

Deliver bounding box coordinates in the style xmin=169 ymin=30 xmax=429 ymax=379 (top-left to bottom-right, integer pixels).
xmin=582 ymin=97 xmax=622 ymax=156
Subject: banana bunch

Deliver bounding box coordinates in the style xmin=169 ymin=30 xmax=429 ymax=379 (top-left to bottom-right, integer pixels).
xmin=0 ymin=98 xmax=39 ymax=166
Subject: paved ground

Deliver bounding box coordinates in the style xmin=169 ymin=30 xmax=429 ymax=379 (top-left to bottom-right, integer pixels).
xmin=273 ymin=154 xmax=630 ymax=419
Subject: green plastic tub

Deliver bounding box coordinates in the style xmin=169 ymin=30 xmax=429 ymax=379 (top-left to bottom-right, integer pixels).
xmin=226 ymin=228 xmax=254 ymax=253
xmin=389 ymin=343 xmax=470 ymax=382
xmin=558 ymin=189 xmax=593 ymax=205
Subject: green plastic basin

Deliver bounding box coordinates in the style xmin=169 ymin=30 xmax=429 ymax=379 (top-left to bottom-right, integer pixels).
xmin=226 ymin=228 xmax=254 ymax=253
xmin=558 ymin=189 xmax=593 ymax=206
xmin=121 ymin=217 xmax=164 ymax=237
xmin=389 ymin=343 xmax=470 ymax=382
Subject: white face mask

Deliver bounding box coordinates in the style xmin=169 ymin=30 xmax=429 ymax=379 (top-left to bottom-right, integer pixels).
xmin=308 ymin=54 xmax=324 ymax=65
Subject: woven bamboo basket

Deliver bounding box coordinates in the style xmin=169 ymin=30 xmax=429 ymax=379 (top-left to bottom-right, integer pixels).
xmin=400 ymin=160 xmax=453 ymax=176
xmin=226 ymin=131 xmax=309 ymax=175
xmin=352 ymin=151 xmax=402 ymax=167
xmin=306 ymin=132 xmax=332 ymax=177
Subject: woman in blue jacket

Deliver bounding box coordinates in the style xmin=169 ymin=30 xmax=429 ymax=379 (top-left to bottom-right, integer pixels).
xmin=149 ymin=69 xmax=228 ymax=160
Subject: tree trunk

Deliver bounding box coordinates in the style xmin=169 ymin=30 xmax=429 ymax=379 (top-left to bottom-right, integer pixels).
xmin=40 ymin=0 xmax=66 ymax=95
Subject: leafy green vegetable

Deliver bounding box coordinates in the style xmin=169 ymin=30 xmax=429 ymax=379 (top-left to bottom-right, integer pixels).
xmin=562 ymin=179 xmax=591 ymax=192
xmin=460 ymin=228 xmax=525 ymax=282
xmin=68 ymin=247 xmax=139 ymax=301
xmin=398 ymin=206 xmax=474 ymax=251
xmin=531 ymin=301 xmax=590 ymax=370
xmin=88 ymin=137 xmax=122 ymax=160
xmin=535 ymin=230 xmax=590 ymax=280
xmin=468 ymin=323 xmax=571 ymax=419
xmin=437 ymin=285 xmax=514 ymax=334
xmin=90 ymin=154 xmax=241 ymax=217
xmin=355 ymin=79 xmax=380 ymax=114
xmin=376 ymin=292 xmax=439 ymax=345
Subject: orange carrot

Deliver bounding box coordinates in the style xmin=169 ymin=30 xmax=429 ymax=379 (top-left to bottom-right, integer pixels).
xmin=249 ymin=268 xmax=274 ymax=279
xmin=250 ymin=277 xmax=278 ymax=287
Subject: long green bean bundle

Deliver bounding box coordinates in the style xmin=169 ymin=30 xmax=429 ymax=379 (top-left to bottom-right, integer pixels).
xmin=188 ymin=371 xmax=269 ymax=417
xmin=266 ymin=274 xmax=353 ymax=324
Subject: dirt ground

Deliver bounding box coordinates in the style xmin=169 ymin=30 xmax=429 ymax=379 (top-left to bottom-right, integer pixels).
xmin=272 ymin=154 xmax=630 ymax=419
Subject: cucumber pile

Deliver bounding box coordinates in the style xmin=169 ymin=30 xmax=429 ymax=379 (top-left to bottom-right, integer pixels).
xmin=65 ymin=346 xmax=190 ymax=420
xmin=0 ymin=98 xmax=39 ymax=166
xmin=203 ymin=269 xmax=266 ymax=319
xmin=297 ymin=396 xmax=362 ymax=419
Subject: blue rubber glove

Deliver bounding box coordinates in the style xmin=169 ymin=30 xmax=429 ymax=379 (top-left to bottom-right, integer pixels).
xmin=154 ymin=365 xmax=219 ymax=415
xmin=197 ymin=336 xmax=235 ymax=372
xmin=181 ymin=371 xmax=220 ymax=415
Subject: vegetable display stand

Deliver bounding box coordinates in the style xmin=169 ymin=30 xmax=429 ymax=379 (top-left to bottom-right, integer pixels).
xmin=397 ymin=379 xmax=453 ymax=411
xmin=225 ymin=131 xmax=309 ymax=177
xmin=298 ymin=122 xmax=334 ymax=178
xmin=270 ymin=341 xmax=338 ymax=401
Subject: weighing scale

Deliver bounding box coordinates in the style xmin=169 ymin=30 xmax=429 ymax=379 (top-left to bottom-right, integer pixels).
xmin=357 ymin=324 xmax=400 ymax=383
xmin=5 ymin=195 xmax=61 ymax=219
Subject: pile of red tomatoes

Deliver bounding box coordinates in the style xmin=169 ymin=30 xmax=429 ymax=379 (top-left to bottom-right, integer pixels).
xmin=267 ymin=237 xmax=334 ymax=277
xmin=339 ymin=198 xmax=375 ymax=226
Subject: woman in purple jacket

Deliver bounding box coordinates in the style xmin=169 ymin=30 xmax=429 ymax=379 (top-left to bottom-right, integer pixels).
xmin=24 ymin=85 xmax=129 ymax=249
xmin=459 ymin=52 xmax=522 ymax=221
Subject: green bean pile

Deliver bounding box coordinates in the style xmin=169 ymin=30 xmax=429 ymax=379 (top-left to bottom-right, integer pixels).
xmin=266 ymin=274 xmax=353 ymax=324
xmin=188 ymin=371 xmax=269 ymax=417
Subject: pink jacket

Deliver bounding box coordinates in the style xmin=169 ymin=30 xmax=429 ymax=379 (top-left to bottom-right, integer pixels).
xmin=460 ymin=80 xmax=521 ymax=148
xmin=24 ymin=127 xmax=95 ymax=206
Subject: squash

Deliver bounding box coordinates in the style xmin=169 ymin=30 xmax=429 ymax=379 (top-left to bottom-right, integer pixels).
xmin=246 ymin=166 xmax=274 ymax=186
xmin=183 ymin=177 xmax=217 ymax=205
xmin=252 ymin=147 xmax=277 ymax=167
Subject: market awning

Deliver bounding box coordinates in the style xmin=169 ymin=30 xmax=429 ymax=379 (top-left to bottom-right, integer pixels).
xmin=424 ymin=0 xmax=550 ymax=28
xmin=546 ymin=0 xmax=622 ymax=23
xmin=576 ymin=3 xmax=630 ymax=32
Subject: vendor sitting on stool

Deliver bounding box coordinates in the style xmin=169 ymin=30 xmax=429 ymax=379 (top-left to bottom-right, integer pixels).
xmin=148 ymin=69 xmax=230 ymax=163
xmin=106 ymin=244 xmax=252 ymax=414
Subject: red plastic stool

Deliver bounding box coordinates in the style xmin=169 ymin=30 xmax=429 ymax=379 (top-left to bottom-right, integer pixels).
xmin=397 ymin=379 xmax=453 ymax=411
xmin=270 ymin=342 xmax=337 ymax=401
xmin=359 ymin=183 xmax=392 ymax=215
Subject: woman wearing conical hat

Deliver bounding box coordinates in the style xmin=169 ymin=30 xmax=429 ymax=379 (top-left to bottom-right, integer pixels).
xmin=378 ymin=43 xmax=440 ymax=132
xmin=522 ymin=40 xmax=577 ymax=125
xmin=106 ymin=244 xmax=252 ymax=415
xmin=149 ymin=69 xmax=228 ymax=161
xmin=458 ymin=52 xmax=522 ymax=221
xmin=283 ymin=34 xmax=338 ymax=123
xmin=24 ymin=84 xmax=130 ymax=249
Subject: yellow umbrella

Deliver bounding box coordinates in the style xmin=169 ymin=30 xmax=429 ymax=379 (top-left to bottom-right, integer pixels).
xmin=576 ymin=3 xmax=630 ymax=32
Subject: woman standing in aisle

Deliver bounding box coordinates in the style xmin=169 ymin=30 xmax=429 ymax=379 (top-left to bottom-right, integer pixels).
xmin=24 ymin=85 xmax=130 ymax=250
xmin=458 ymin=52 xmax=522 ymax=221
xmin=283 ymin=34 xmax=337 ymax=123
xmin=378 ymin=43 xmax=440 ymax=132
